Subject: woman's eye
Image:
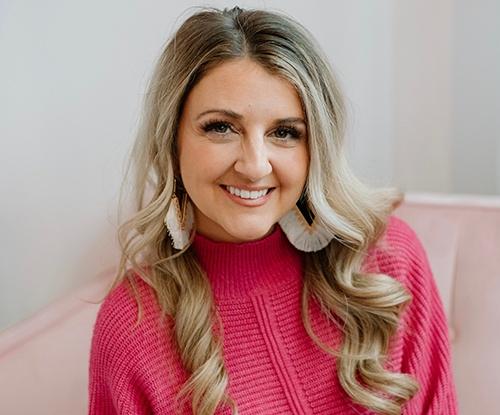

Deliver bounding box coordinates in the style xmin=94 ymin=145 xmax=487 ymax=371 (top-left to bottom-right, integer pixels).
xmin=201 ymin=121 xmax=303 ymax=141
xmin=201 ymin=121 xmax=233 ymax=135
xmin=273 ymin=126 xmax=301 ymax=140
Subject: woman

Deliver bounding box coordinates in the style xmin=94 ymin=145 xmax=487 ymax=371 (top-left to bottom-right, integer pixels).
xmin=88 ymin=6 xmax=458 ymax=415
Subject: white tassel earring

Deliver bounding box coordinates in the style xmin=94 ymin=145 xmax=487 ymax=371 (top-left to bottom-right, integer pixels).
xmin=278 ymin=193 xmax=333 ymax=252
xmin=164 ymin=178 xmax=195 ymax=250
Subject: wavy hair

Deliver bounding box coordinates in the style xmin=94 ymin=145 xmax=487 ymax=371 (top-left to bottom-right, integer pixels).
xmin=107 ymin=6 xmax=419 ymax=414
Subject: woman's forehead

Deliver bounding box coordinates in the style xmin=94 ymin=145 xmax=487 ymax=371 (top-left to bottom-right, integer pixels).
xmin=183 ymin=58 xmax=305 ymax=121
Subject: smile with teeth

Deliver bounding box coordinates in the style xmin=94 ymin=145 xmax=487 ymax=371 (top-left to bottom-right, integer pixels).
xmin=223 ymin=185 xmax=273 ymax=200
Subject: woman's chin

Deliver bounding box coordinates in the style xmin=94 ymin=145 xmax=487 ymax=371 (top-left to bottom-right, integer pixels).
xmin=223 ymin=222 xmax=277 ymax=243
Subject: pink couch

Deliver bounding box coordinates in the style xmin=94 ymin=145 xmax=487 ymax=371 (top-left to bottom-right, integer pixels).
xmin=0 ymin=271 xmax=113 ymax=415
xmin=395 ymin=193 xmax=500 ymax=415
xmin=1 ymin=192 xmax=499 ymax=414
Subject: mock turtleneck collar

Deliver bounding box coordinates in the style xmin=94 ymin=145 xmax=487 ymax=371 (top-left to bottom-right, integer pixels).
xmin=191 ymin=224 xmax=304 ymax=298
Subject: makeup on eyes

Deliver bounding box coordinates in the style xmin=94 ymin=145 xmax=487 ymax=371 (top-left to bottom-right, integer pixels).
xmin=199 ymin=118 xmax=305 ymax=140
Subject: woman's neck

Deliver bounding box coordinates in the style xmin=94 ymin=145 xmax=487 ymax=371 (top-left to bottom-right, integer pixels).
xmin=191 ymin=224 xmax=304 ymax=298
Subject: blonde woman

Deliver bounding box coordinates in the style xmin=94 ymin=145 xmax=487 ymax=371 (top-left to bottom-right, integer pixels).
xmin=88 ymin=6 xmax=458 ymax=415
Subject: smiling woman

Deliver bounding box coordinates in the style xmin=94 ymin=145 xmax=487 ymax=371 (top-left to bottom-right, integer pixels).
xmin=177 ymin=58 xmax=309 ymax=243
xmin=88 ymin=6 xmax=458 ymax=415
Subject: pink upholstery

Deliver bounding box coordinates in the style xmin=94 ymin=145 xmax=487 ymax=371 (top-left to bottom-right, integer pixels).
xmin=0 ymin=270 xmax=113 ymax=415
xmin=395 ymin=193 xmax=500 ymax=415
xmin=0 ymin=192 xmax=498 ymax=414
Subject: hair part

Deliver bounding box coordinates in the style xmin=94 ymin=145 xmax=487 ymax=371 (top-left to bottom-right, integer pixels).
xmin=107 ymin=6 xmax=418 ymax=414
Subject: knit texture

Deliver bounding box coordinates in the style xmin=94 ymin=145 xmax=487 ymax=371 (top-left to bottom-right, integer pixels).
xmin=88 ymin=216 xmax=458 ymax=414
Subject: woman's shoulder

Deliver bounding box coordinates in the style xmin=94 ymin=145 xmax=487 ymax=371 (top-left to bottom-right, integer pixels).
xmin=373 ymin=221 xmax=457 ymax=412
xmin=363 ymin=215 xmax=434 ymax=293
xmin=89 ymin=273 xmax=190 ymax=410
xmin=380 ymin=215 xmax=425 ymax=255
xmin=94 ymin=272 xmax=159 ymax=328
xmin=90 ymin=272 xmax=174 ymax=364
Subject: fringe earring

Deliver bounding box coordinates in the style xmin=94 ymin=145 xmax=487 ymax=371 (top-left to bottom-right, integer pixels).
xmin=278 ymin=193 xmax=333 ymax=252
xmin=164 ymin=178 xmax=194 ymax=250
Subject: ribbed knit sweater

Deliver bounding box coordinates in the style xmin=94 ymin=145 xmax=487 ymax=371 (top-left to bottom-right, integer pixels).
xmin=88 ymin=216 xmax=458 ymax=414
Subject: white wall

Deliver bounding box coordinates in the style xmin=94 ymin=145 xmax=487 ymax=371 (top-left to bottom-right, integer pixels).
xmin=393 ymin=0 xmax=500 ymax=195
xmin=498 ymin=140 xmax=500 ymax=194
xmin=451 ymin=0 xmax=500 ymax=194
xmin=393 ymin=0 xmax=453 ymax=193
xmin=0 ymin=0 xmax=498 ymax=331
xmin=0 ymin=0 xmax=172 ymax=330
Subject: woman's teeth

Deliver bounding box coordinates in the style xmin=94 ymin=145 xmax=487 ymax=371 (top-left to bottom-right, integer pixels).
xmin=225 ymin=185 xmax=270 ymax=199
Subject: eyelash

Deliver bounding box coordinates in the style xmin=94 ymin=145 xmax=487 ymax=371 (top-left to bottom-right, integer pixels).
xmin=200 ymin=119 xmax=303 ymax=140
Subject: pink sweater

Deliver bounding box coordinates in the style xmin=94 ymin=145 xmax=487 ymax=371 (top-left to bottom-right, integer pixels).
xmin=88 ymin=216 xmax=458 ymax=414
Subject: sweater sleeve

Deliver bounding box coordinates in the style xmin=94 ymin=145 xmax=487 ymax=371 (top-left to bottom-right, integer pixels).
xmin=384 ymin=216 xmax=459 ymax=415
xmin=88 ymin=281 xmax=152 ymax=415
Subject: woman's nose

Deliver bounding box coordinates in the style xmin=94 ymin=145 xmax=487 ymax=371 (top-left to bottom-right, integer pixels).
xmin=233 ymin=136 xmax=272 ymax=182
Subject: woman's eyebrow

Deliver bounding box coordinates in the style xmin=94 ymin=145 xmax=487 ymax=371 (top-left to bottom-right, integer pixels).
xmin=196 ymin=109 xmax=306 ymax=125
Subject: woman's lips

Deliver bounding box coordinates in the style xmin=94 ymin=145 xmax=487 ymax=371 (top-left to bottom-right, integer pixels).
xmin=220 ymin=185 xmax=275 ymax=207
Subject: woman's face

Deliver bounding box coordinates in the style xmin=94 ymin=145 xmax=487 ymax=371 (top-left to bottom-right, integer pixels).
xmin=177 ymin=58 xmax=309 ymax=243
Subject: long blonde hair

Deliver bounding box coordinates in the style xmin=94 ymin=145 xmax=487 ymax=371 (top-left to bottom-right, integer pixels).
xmin=109 ymin=6 xmax=418 ymax=414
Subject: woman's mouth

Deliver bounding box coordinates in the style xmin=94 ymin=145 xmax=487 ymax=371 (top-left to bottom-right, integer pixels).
xmin=220 ymin=185 xmax=276 ymax=207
